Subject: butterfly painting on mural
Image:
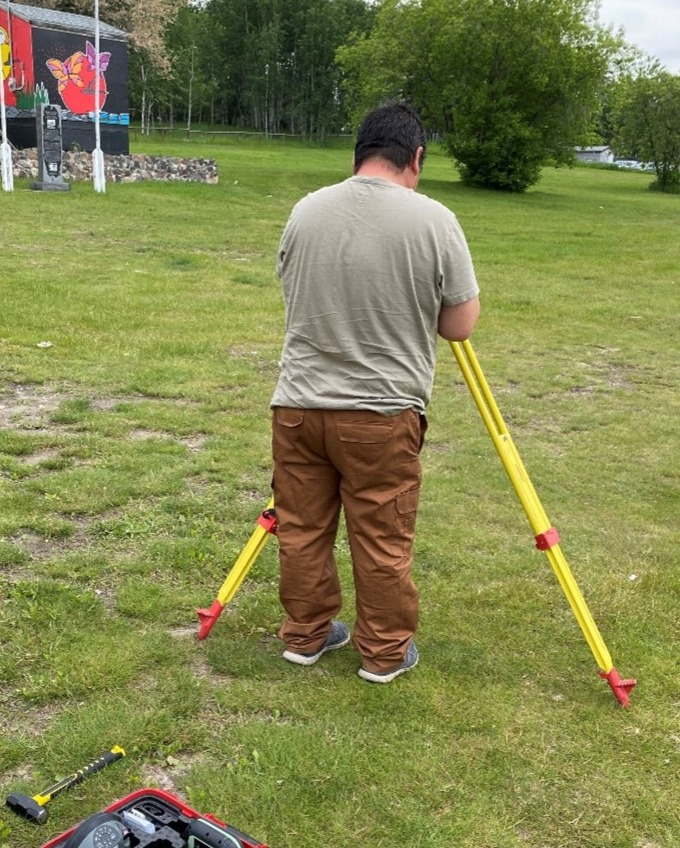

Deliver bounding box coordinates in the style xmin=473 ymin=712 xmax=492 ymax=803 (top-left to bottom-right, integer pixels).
xmin=46 ymin=40 xmax=111 ymax=114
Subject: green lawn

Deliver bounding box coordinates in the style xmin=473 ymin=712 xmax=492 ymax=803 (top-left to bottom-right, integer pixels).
xmin=0 ymin=138 xmax=679 ymax=848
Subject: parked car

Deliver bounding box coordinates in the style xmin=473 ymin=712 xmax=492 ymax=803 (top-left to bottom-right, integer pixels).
xmin=614 ymin=159 xmax=643 ymax=169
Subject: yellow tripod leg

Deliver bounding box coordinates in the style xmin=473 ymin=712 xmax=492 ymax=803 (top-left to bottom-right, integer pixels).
xmin=451 ymin=340 xmax=635 ymax=706
xmin=196 ymin=498 xmax=277 ymax=640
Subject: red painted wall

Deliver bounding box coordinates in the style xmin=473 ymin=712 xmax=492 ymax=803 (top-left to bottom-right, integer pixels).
xmin=0 ymin=10 xmax=35 ymax=108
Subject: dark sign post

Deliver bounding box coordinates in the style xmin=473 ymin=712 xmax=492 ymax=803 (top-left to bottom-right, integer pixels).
xmin=31 ymin=103 xmax=70 ymax=191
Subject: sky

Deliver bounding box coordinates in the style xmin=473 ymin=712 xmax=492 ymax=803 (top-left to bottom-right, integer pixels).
xmin=596 ymin=0 xmax=680 ymax=74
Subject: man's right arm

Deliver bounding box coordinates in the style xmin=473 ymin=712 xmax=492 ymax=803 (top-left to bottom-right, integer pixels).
xmin=437 ymin=296 xmax=481 ymax=341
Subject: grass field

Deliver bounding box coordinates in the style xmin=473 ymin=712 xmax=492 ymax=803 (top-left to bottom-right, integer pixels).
xmin=0 ymin=136 xmax=679 ymax=848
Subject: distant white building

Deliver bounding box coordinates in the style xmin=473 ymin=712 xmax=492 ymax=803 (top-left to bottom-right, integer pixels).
xmin=574 ymin=146 xmax=615 ymax=164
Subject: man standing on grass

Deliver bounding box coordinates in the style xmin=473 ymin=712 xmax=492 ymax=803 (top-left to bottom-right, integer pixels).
xmin=271 ymin=102 xmax=480 ymax=683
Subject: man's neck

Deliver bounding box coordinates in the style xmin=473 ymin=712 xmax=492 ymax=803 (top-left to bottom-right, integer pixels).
xmin=354 ymin=158 xmax=419 ymax=190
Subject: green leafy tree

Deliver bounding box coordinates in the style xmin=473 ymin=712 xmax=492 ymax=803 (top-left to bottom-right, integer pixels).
xmin=615 ymin=71 xmax=680 ymax=193
xmin=338 ymin=0 xmax=620 ymax=192
xmin=592 ymin=45 xmax=659 ymax=148
xmin=203 ymin=0 xmax=286 ymax=129
xmin=163 ymin=5 xmax=219 ymax=127
xmin=205 ymin=0 xmax=373 ymax=134
xmin=288 ymin=0 xmax=374 ymax=137
xmin=203 ymin=0 xmax=250 ymax=125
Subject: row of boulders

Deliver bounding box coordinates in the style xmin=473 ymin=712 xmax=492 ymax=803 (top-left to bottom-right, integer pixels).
xmin=11 ymin=149 xmax=219 ymax=184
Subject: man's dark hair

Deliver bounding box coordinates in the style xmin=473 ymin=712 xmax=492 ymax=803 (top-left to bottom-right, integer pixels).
xmin=354 ymin=102 xmax=427 ymax=173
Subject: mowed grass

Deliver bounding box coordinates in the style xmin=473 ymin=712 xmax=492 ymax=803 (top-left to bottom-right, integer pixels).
xmin=0 ymin=135 xmax=679 ymax=848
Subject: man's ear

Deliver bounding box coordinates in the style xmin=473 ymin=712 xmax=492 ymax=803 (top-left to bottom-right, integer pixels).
xmin=414 ymin=146 xmax=425 ymax=173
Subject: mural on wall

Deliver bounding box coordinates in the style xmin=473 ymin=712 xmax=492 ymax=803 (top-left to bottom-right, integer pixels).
xmin=0 ymin=12 xmax=35 ymax=108
xmin=47 ymin=41 xmax=111 ymax=114
xmin=32 ymin=27 xmax=127 ymax=125
xmin=1 ymin=6 xmax=128 ymax=153
xmin=1 ymin=25 xmax=9 ymax=82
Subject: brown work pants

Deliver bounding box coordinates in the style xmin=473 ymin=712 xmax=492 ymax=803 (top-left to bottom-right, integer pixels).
xmin=272 ymin=407 xmax=424 ymax=673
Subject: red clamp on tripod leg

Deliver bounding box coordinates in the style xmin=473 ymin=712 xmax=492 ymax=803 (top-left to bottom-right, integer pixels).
xmin=258 ymin=508 xmax=278 ymax=534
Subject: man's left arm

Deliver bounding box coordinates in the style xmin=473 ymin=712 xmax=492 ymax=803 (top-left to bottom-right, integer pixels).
xmin=437 ymin=296 xmax=480 ymax=341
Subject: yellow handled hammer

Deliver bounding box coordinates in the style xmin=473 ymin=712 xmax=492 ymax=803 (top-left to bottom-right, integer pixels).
xmin=5 ymin=745 xmax=126 ymax=824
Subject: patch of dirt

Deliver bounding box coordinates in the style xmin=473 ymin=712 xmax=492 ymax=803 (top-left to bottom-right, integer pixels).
xmin=238 ymin=488 xmax=268 ymax=501
xmin=165 ymin=628 xmax=233 ymax=683
xmin=0 ymin=693 xmax=64 ymax=740
xmin=189 ymin=653 xmax=214 ymax=680
xmin=10 ymin=516 xmax=94 ymax=562
xmin=0 ymin=565 xmax=33 ymax=583
xmin=168 ymin=626 xmax=197 ymax=640
xmin=0 ymin=384 xmax=66 ymax=428
xmin=425 ymin=442 xmax=453 ymax=453
xmin=0 ymin=385 xmax=213 ymax=451
xmin=19 ymin=448 xmax=62 ymax=466
xmin=179 ymin=435 xmax=209 ymax=452
xmin=91 ymin=585 xmax=118 ymax=613
xmin=138 ymin=754 xmax=203 ymax=796
xmin=229 ymin=709 xmax=293 ymax=726
xmin=130 ymin=428 xmax=163 ymax=440
xmin=0 ymin=385 xmax=150 ymax=430
xmin=129 ymin=432 xmax=209 ymax=453
xmin=0 ymin=384 xmax=208 ymax=431
xmin=139 ymin=765 xmax=183 ymax=795
xmin=0 ymin=764 xmax=34 ymax=786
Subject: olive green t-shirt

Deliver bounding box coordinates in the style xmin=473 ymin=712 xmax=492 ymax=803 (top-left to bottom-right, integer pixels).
xmin=271 ymin=176 xmax=479 ymax=415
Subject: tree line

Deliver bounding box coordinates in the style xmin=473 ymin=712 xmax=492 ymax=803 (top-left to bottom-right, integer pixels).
xmin=28 ymin=0 xmax=680 ymax=192
xmin=132 ymin=0 xmax=376 ymax=138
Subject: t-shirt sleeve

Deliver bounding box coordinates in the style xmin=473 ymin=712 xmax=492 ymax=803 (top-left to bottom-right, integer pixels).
xmin=439 ymin=214 xmax=480 ymax=306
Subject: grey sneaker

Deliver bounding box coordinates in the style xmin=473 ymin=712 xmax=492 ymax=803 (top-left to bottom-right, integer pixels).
xmin=283 ymin=621 xmax=350 ymax=666
xmin=358 ymin=642 xmax=419 ymax=683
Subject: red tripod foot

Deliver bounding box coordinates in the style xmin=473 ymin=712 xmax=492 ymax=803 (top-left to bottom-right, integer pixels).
xmin=196 ymin=599 xmax=225 ymax=641
xmin=600 ymin=667 xmax=636 ymax=707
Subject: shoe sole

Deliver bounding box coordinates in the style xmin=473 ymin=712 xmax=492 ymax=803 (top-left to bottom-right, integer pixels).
xmin=283 ymin=633 xmax=351 ymax=666
xmin=358 ymin=655 xmax=419 ymax=683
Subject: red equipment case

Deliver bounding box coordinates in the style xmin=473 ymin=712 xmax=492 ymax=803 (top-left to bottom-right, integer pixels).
xmin=39 ymin=787 xmax=269 ymax=848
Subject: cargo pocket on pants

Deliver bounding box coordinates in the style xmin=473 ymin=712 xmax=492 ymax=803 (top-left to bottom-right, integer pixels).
xmin=395 ymin=485 xmax=420 ymax=554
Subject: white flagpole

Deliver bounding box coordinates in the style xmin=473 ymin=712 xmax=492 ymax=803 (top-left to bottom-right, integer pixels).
xmin=92 ymin=0 xmax=105 ymax=192
xmin=1 ymin=2 xmax=14 ymax=192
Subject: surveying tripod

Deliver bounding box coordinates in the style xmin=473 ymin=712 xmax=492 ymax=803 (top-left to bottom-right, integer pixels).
xmin=196 ymin=340 xmax=636 ymax=707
